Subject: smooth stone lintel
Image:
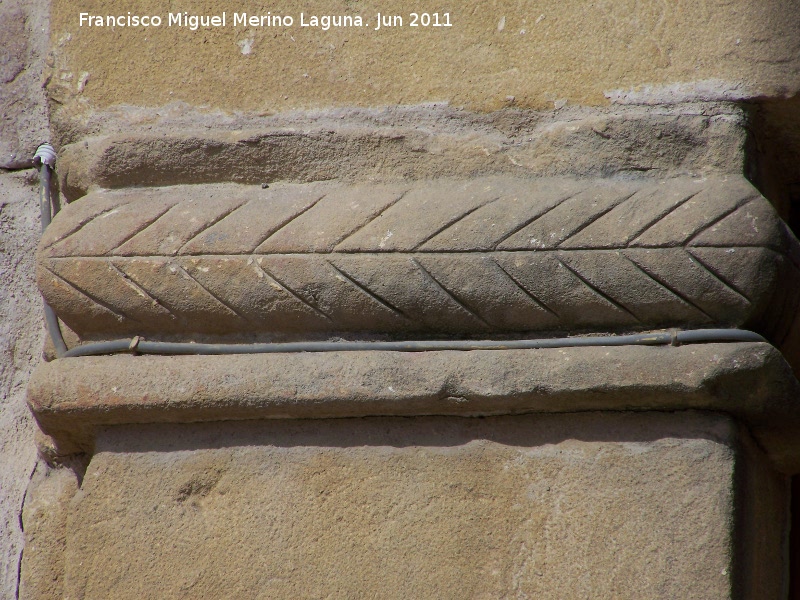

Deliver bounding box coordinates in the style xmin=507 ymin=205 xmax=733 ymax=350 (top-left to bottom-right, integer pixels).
xmin=27 ymin=342 xmax=800 ymax=472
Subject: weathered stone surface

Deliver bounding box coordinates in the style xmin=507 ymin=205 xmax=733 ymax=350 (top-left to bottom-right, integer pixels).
xmin=14 ymin=2 xmax=799 ymax=598
xmin=26 ymin=342 xmax=800 ymax=472
xmin=1 ymin=6 xmax=50 ymax=591
xmin=0 ymin=0 xmax=49 ymax=169
xmin=18 ymin=412 xmax=787 ymax=600
xmin=55 ymin=104 xmax=747 ymax=200
xmin=0 ymin=171 xmax=44 ymax=598
xmin=18 ymin=463 xmax=79 ymax=600
xmin=47 ymin=0 xmax=800 ymax=122
xmin=749 ymin=95 xmax=800 ymax=224
xmin=36 ymin=175 xmax=800 ymax=344
xmin=736 ymin=425 xmax=791 ymax=599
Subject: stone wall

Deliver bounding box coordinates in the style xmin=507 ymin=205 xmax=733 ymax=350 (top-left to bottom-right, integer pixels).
xmin=0 ymin=0 xmax=49 ymax=597
xmin=3 ymin=1 xmax=800 ymax=598
xmin=0 ymin=171 xmax=43 ymax=600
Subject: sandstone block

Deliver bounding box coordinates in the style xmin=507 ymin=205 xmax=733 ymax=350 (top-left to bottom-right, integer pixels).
xmin=18 ymin=464 xmax=79 ymax=600
xmin=54 ymin=106 xmax=748 ymax=200
xmin=18 ymin=413 xmax=788 ymax=600
xmin=47 ymin=0 xmax=800 ymax=117
xmin=26 ymin=342 xmax=800 ymax=472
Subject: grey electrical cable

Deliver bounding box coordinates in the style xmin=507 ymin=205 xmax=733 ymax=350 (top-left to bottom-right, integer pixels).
xmin=37 ymin=161 xmax=52 ymax=232
xmin=34 ymin=144 xmax=68 ymax=358
xmin=42 ymin=304 xmax=68 ymax=357
xmin=60 ymin=329 xmax=767 ymax=358
xmin=35 ymin=144 xmax=769 ymax=360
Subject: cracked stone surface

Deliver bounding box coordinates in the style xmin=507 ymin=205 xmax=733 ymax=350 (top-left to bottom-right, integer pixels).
xmin=18 ymin=463 xmax=78 ymax=600
xmin=0 ymin=3 xmax=49 ymax=598
xmin=0 ymin=172 xmax=44 ymax=599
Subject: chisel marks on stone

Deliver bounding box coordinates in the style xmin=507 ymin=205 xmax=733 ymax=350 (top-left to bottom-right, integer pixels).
xmin=492 ymin=258 xmax=560 ymax=318
xmin=331 ymin=188 xmax=410 ymax=251
xmin=42 ymin=266 xmax=132 ymax=322
xmin=685 ymin=249 xmax=752 ymax=304
xmin=108 ymin=203 xmax=176 ymax=255
xmin=622 ymin=252 xmax=716 ymax=321
xmin=327 ymin=261 xmax=409 ymax=320
xmin=411 ymin=257 xmax=492 ymax=329
xmin=253 ymin=194 xmax=328 ymax=251
xmin=555 ymin=256 xmax=641 ymax=322
xmin=252 ymin=260 xmax=333 ymax=321
xmin=176 ymin=200 xmax=252 ymax=255
xmin=175 ymin=264 xmax=250 ymax=322
xmin=492 ymin=189 xmax=584 ymax=249
xmin=108 ymin=262 xmax=175 ymax=317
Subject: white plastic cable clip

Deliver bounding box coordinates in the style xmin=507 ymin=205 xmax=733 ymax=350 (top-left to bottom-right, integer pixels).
xmin=33 ymin=143 xmax=57 ymax=167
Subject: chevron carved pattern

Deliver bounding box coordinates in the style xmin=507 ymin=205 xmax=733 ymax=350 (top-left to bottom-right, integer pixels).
xmin=37 ymin=176 xmax=797 ymax=338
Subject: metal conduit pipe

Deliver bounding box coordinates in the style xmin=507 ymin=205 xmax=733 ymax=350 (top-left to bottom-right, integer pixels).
xmin=35 ymin=145 xmax=768 ymax=360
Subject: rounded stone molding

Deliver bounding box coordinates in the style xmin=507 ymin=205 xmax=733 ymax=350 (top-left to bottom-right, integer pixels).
xmin=37 ymin=175 xmax=800 ymax=342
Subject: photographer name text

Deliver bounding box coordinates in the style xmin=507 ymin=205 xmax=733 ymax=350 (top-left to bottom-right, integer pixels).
xmin=79 ymin=11 xmax=453 ymax=31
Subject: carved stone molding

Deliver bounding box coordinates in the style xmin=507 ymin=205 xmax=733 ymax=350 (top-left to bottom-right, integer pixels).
xmin=27 ymin=342 xmax=800 ymax=472
xmin=38 ymin=175 xmax=800 ymax=344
